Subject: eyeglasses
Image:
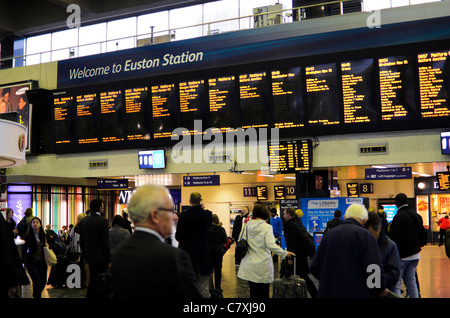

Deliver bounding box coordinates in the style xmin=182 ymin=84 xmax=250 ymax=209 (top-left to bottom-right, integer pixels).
xmin=157 ymin=207 xmax=175 ymax=213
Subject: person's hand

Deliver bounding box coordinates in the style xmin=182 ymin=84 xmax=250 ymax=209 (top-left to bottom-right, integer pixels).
xmin=287 ymin=251 xmax=296 ymax=258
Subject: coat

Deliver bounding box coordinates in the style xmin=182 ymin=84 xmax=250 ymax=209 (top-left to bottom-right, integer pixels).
xmin=111 ymin=229 xmax=203 ymax=298
xmin=176 ymin=205 xmax=212 ymax=275
xmin=310 ymin=218 xmax=385 ymax=298
xmin=283 ymin=217 xmax=311 ymax=275
xmin=79 ymin=213 xmax=111 ymax=265
xmin=237 ymin=219 xmax=288 ymax=284
xmin=378 ymin=231 xmax=400 ymax=291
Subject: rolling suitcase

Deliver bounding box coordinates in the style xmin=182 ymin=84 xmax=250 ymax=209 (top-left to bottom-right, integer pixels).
xmin=273 ymin=256 xmax=308 ymax=298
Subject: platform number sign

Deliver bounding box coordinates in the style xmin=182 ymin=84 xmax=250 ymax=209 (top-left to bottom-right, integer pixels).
xmin=360 ymin=183 xmax=373 ymax=194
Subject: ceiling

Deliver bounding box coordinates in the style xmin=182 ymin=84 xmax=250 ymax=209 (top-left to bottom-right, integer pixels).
xmin=0 ymin=0 xmax=212 ymax=39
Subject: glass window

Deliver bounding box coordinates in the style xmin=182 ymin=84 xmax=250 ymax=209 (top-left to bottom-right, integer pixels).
xmin=106 ymin=17 xmax=137 ymax=52
xmin=51 ymin=28 xmax=79 ymax=61
xmin=78 ymin=22 xmax=107 ymax=57
xmin=137 ymin=11 xmax=170 ymax=45
xmin=169 ymin=5 xmax=203 ymax=40
xmin=203 ymin=0 xmax=239 ymax=34
xmin=25 ymin=33 xmax=51 ymax=65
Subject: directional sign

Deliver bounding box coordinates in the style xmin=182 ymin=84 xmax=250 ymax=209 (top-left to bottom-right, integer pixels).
xmin=365 ymin=167 xmax=412 ymax=180
xmin=97 ymin=179 xmax=129 ymax=190
xmin=183 ymin=175 xmax=220 ymax=187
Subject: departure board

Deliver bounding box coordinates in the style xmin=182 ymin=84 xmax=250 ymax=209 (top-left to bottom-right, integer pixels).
xmin=341 ymin=59 xmax=376 ymax=124
xmin=378 ymin=56 xmax=416 ymax=121
xmin=76 ymin=93 xmax=99 ymax=144
xmin=99 ymin=90 xmax=124 ymax=143
xmin=437 ymin=172 xmax=450 ymax=191
xmin=305 ymin=63 xmax=340 ymax=126
xmin=152 ymin=83 xmax=176 ymax=139
xmin=268 ymin=140 xmax=312 ymax=174
xmin=179 ymin=79 xmax=205 ymax=135
xmin=53 ymin=93 xmax=74 ymax=144
xmin=271 ymin=67 xmax=305 ymax=128
xmin=124 ymin=87 xmax=151 ymax=141
xmin=239 ymin=71 xmax=269 ymax=129
xmin=208 ymin=76 xmax=235 ymax=133
xmin=418 ymin=51 xmax=450 ymax=118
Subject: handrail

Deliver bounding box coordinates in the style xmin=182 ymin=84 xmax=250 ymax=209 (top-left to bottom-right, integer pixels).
xmin=0 ymin=0 xmax=362 ymax=68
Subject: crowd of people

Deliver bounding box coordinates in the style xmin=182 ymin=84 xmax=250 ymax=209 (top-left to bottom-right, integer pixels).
xmin=1 ymin=185 xmax=430 ymax=299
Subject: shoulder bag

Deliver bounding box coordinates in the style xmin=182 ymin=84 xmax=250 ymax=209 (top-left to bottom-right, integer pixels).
xmin=234 ymin=226 xmax=249 ymax=264
xmin=43 ymin=245 xmax=57 ymax=266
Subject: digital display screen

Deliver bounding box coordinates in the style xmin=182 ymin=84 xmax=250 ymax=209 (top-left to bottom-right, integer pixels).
xmin=124 ymin=87 xmax=151 ymax=141
xmin=151 ymin=83 xmax=176 ymax=139
xmin=441 ymin=131 xmax=450 ymax=154
xmin=437 ymin=171 xmax=450 ymax=191
xmin=76 ymin=93 xmax=99 ymax=144
xmin=305 ymin=63 xmax=340 ymax=126
xmin=138 ymin=149 xmax=166 ymax=169
xmin=239 ymin=71 xmax=269 ymax=129
xmin=378 ymin=56 xmax=416 ymax=121
xmin=53 ymin=92 xmax=74 ymax=145
xmin=179 ymin=79 xmax=205 ymax=135
xmin=208 ymin=76 xmax=235 ymax=133
xmin=100 ymin=90 xmax=124 ymax=143
xmin=271 ymin=67 xmax=305 ymax=128
xmin=418 ymin=51 xmax=450 ymax=119
xmin=268 ymin=140 xmax=312 ymax=174
xmin=341 ymin=59 xmax=377 ymax=124
xmin=256 ymin=186 xmax=268 ymax=200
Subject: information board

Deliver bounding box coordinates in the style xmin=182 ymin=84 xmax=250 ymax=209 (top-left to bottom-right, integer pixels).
xmin=76 ymin=93 xmax=99 ymax=144
xmin=239 ymin=71 xmax=269 ymax=129
xmin=179 ymin=79 xmax=205 ymax=135
xmin=152 ymin=83 xmax=176 ymax=139
xmin=53 ymin=93 xmax=74 ymax=145
xmin=437 ymin=172 xmax=450 ymax=191
xmin=99 ymin=90 xmax=124 ymax=143
xmin=124 ymin=86 xmax=151 ymax=141
xmin=268 ymin=140 xmax=312 ymax=174
xmin=208 ymin=76 xmax=235 ymax=132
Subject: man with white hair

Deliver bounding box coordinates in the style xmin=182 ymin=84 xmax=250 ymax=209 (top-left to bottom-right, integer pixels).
xmin=310 ymin=204 xmax=389 ymax=298
xmin=111 ymin=184 xmax=203 ymax=298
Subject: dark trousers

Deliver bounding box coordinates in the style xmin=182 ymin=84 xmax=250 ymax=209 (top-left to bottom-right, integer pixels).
xmin=210 ymin=250 xmax=223 ymax=290
xmin=248 ymin=281 xmax=270 ymax=299
xmin=439 ymin=229 xmax=447 ymax=246
xmin=86 ymin=262 xmax=108 ymax=298
xmin=27 ymin=262 xmax=47 ymax=298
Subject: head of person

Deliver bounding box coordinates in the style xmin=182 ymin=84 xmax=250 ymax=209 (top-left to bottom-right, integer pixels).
xmin=90 ymin=198 xmax=103 ymax=214
xmin=24 ymin=207 xmax=33 ymax=217
xmin=0 ymin=99 xmax=6 ymax=113
xmin=241 ymin=206 xmax=249 ymax=215
xmin=284 ymin=207 xmax=296 ymax=221
xmin=270 ymin=208 xmax=277 ymax=217
xmin=27 ymin=217 xmax=46 ymax=241
xmin=344 ymin=204 xmax=368 ymax=225
xmin=212 ymin=213 xmax=221 ymax=226
xmin=252 ymin=204 xmax=270 ymax=221
xmin=334 ymin=209 xmax=342 ymax=218
xmin=18 ymin=95 xmax=27 ymax=110
xmin=127 ymin=184 xmax=174 ymax=239
xmin=395 ymin=193 xmax=408 ymax=208
xmin=295 ymin=209 xmax=303 ymax=218
xmin=6 ymin=208 xmax=13 ymax=219
xmin=364 ymin=211 xmax=382 ymax=240
xmin=112 ymin=214 xmax=124 ymax=227
xmin=189 ymin=192 xmax=202 ymax=206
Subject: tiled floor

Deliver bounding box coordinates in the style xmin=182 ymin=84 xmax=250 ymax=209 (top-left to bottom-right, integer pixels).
xmin=19 ymin=244 xmax=450 ymax=298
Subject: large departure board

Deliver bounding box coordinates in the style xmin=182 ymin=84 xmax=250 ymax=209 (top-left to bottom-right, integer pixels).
xmin=271 ymin=67 xmax=305 ymax=128
xmin=179 ymin=79 xmax=205 ymax=135
xmin=239 ymin=71 xmax=269 ymax=129
xmin=418 ymin=51 xmax=450 ymax=119
xmin=305 ymin=63 xmax=340 ymax=126
xmin=268 ymin=140 xmax=312 ymax=174
xmin=341 ymin=59 xmax=376 ymax=124
xmin=152 ymin=83 xmax=176 ymax=139
xmin=53 ymin=93 xmax=74 ymax=145
xmin=124 ymin=86 xmax=151 ymax=141
xmin=378 ymin=56 xmax=416 ymax=121
xmin=99 ymin=90 xmax=124 ymax=143
xmin=208 ymin=76 xmax=235 ymax=133
xmin=76 ymin=93 xmax=99 ymax=144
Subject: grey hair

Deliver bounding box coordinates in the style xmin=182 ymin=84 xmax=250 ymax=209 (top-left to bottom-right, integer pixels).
xmin=344 ymin=204 xmax=368 ymax=221
xmin=128 ymin=184 xmax=170 ymax=225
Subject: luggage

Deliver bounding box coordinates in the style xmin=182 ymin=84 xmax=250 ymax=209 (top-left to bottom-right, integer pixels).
xmin=273 ymin=256 xmax=308 ymax=298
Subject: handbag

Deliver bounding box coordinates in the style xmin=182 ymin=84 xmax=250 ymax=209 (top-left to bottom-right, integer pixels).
xmin=43 ymin=246 xmax=57 ymax=266
xmin=234 ymin=226 xmax=249 ymax=264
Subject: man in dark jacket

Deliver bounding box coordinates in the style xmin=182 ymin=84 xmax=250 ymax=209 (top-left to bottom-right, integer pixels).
xmin=310 ymin=204 xmax=388 ymax=298
xmin=176 ymin=192 xmax=212 ymax=297
xmin=79 ymin=198 xmax=111 ymax=298
xmin=388 ymin=193 xmax=425 ymax=298
xmin=283 ymin=208 xmax=318 ymax=298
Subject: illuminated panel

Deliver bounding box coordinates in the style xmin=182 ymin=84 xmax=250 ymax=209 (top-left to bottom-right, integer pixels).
xmin=305 ymin=63 xmax=340 ymax=126
xmin=208 ymin=75 xmax=235 ymax=133
xmin=125 ymin=87 xmax=151 ymax=141
xmin=179 ymin=79 xmax=205 ymax=135
xmin=99 ymin=90 xmax=124 ymax=143
xmin=152 ymin=83 xmax=176 ymax=139
xmin=341 ymin=59 xmax=377 ymax=124
xmin=268 ymin=140 xmax=312 ymax=174
xmin=418 ymin=51 xmax=450 ymax=119
xmin=271 ymin=67 xmax=305 ymax=128
xmin=53 ymin=93 xmax=74 ymax=144
xmin=76 ymin=93 xmax=99 ymax=144
xmin=239 ymin=71 xmax=269 ymax=129
xmin=378 ymin=56 xmax=416 ymax=121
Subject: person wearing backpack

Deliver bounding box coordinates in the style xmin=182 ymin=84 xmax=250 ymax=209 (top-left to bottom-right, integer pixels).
xmin=283 ymin=207 xmax=317 ymax=298
xmin=388 ymin=193 xmax=426 ymax=298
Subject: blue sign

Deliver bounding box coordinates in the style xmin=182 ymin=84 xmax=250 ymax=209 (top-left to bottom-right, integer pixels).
xmin=300 ymin=197 xmax=367 ymax=233
xmin=97 ymin=179 xmax=129 ymax=190
xmin=365 ymin=167 xmax=412 ymax=180
xmin=183 ymin=175 xmax=220 ymax=187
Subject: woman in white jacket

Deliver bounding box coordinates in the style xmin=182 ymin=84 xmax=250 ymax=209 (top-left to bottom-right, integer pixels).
xmin=237 ymin=204 xmax=295 ymax=298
